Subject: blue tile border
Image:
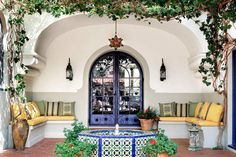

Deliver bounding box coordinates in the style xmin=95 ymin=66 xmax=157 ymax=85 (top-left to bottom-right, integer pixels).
xmin=132 ymin=138 xmax=135 ymax=157
xmin=98 ymin=138 xmax=102 ymax=157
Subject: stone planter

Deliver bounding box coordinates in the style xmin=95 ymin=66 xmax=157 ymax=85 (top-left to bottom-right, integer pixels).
xmin=139 ymin=119 xmax=154 ymax=131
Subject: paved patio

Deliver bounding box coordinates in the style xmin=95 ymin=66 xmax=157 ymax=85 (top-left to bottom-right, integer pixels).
xmin=0 ymin=139 xmax=235 ymax=157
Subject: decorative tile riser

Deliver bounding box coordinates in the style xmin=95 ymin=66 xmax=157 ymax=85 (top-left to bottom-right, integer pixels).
xmin=78 ymin=135 xmax=155 ymax=157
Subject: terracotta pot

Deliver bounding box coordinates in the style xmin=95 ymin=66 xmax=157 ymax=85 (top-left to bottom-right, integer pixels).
xmin=158 ymin=153 xmax=169 ymax=157
xmin=75 ymin=151 xmax=84 ymax=157
xmin=139 ymin=119 xmax=154 ymax=131
xmin=12 ymin=119 xmax=29 ymax=150
xmin=150 ymin=153 xmax=169 ymax=157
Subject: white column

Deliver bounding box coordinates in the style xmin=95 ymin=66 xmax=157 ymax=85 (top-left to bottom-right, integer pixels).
xmin=0 ymin=92 xmax=10 ymax=151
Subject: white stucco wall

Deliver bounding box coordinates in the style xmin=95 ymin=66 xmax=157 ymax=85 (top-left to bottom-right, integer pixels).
xmin=0 ymin=92 xmax=10 ymax=151
xmin=31 ymin=24 xmax=203 ymax=93
xmin=0 ymin=11 xmax=11 ymax=151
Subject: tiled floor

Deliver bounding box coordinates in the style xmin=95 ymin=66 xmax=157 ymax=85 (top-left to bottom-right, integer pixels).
xmin=0 ymin=139 xmax=236 ymax=157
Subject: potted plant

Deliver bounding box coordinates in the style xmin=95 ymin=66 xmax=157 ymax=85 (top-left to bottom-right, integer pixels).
xmin=11 ymin=103 xmax=29 ymax=150
xmin=137 ymin=107 xmax=159 ymax=131
xmin=143 ymin=129 xmax=178 ymax=157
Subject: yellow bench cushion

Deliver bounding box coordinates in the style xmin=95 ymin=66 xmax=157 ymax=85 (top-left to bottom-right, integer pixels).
xmin=194 ymin=102 xmax=203 ymax=117
xmin=192 ymin=119 xmax=224 ymax=127
xmin=46 ymin=116 xmax=75 ymax=121
xmin=185 ymin=117 xmax=199 ymax=123
xmin=206 ymin=103 xmax=223 ymax=123
xmin=199 ymin=102 xmax=210 ymax=120
xmin=160 ymin=117 xmax=186 ymax=122
xmin=27 ymin=117 xmax=47 ymax=126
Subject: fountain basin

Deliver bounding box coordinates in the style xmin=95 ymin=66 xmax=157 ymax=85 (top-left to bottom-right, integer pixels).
xmin=78 ymin=130 xmax=156 ymax=157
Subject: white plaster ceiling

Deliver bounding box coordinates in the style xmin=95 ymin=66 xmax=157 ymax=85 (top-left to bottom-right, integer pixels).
xmin=34 ymin=14 xmax=207 ymax=58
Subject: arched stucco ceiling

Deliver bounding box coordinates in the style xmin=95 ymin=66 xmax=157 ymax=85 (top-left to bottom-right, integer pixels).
xmin=35 ymin=14 xmax=207 ymax=58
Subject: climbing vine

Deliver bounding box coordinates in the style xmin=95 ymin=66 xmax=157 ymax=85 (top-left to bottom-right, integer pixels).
xmin=1 ymin=0 xmax=236 ymax=148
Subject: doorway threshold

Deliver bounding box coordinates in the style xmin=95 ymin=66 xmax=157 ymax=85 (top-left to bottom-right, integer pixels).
xmin=228 ymin=145 xmax=236 ymax=153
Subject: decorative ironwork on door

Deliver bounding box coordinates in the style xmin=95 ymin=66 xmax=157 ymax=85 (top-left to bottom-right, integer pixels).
xmin=89 ymin=52 xmax=143 ymax=126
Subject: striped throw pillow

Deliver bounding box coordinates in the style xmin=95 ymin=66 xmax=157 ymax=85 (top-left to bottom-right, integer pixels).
xmin=31 ymin=102 xmax=41 ymax=117
xmin=45 ymin=101 xmax=60 ymax=116
xmin=181 ymin=103 xmax=189 ymax=117
xmin=176 ymin=103 xmax=189 ymax=117
xmin=58 ymin=101 xmax=75 ymax=116
xmin=176 ymin=103 xmax=182 ymax=117
xmin=26 ymin=102 xmax=38 ymax=119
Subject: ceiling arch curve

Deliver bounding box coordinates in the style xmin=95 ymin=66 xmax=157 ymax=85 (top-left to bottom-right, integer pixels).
xmin=34 ymin=14 xmax=207 ymax=58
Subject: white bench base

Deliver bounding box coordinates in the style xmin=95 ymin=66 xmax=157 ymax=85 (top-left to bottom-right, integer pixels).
xmin=25 ymin=122 xmax=46 ymax=147
xmin=201 ymin=126 xmax=223 ymax=148
xmin=45 ymin=121 xmax=74 ymax=138
xmin=25 ymin=121 xmax=73 ymax=147
xmin=160 ymin=121 xmax=226 ymax=148
xmin=159 ymin=121 xmax=189 ymax=138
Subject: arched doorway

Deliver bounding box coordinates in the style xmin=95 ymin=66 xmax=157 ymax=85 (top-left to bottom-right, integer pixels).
xmin=89 ymin=51 xmax=143 ymax=126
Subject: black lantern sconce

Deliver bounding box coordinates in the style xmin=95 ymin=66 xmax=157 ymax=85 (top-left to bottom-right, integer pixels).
xmin=160 ymin=58 xmax=166 ymax=81
xmin=66 ymin=58 xmax=73 ymax=81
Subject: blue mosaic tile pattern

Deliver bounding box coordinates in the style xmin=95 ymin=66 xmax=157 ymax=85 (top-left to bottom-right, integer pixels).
xmin=78 ymin=135 xmax=99 ymax=157
xmin=135 ymin=136 xmax=154 ymax=156
xmin=102 ymin=138 xmax=132 ymax=157
xmin=78 ymin=130 xmax=156 ymax=157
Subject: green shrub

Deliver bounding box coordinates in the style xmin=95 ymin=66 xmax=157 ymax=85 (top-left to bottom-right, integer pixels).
xmin=55 ymin=121 xmax=96 ymax=157
xmin=143 ymin=129 xmax=178 ymax=157
xmin=64 ymin=121 xmax=88 ymax=142
xmin=55 ymin=140 xmax=96 ymax=157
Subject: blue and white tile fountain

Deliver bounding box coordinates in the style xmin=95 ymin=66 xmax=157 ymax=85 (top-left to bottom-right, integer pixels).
xmin=78 ymin=124 xmax=156 ymax=157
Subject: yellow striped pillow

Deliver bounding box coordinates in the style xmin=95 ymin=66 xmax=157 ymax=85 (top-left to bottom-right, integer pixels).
xmin=26 ymin=102 xmax=37 ymax=119
xmin=206 ymin=103 xmax=224 ymax=122
xmin=31 ymin=102 xmax=41 ymax=117
xmin=18 ymin=104 xmax=28 ymax=120
xmin=199 ymin=102 xmax=211 ymax=120
xmin=194 ymin=102 xmax=203 ymax=118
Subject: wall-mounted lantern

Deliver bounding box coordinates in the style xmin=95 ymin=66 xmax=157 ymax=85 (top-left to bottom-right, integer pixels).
xmin=66 ymin=58 xmax=73 ymax=81
xmin=160 ymin=58 xmax=166 ymax=81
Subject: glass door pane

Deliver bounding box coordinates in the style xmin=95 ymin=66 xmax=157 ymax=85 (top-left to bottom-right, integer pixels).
xmin=90 ymin=54 xmax=115 ymax=125
xmin=118 ymin=54 xmax=142 ymax=125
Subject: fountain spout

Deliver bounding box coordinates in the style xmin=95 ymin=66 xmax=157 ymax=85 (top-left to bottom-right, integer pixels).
xmin=114 ymin=123 xmax=120 ymax=135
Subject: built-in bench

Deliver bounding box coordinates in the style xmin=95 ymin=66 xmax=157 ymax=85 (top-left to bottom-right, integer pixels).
xmin=25 ymin=116 xmax=75 ymax=147
xmin=158 ymin=102 xmax=224 ymax=148
xmin=11 ymin=101 xmax=76 ymax=147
